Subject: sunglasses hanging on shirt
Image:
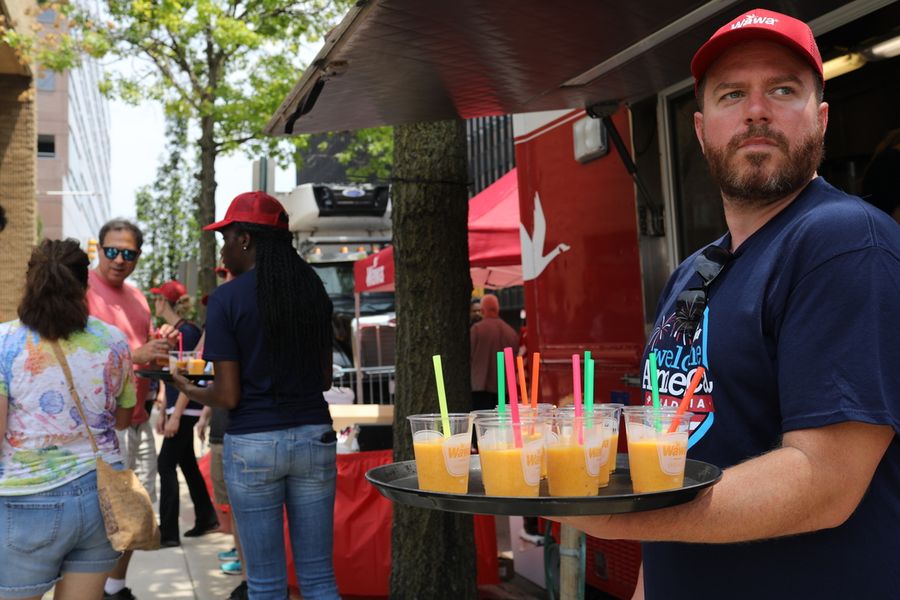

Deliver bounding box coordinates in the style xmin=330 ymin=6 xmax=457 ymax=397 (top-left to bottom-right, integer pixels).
xmin=675 ymin=244 xmax=734 ymax=334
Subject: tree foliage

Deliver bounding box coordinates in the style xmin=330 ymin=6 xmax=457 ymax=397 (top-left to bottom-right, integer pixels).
xmin=2 ymin=0 xmax=393 ymax=304
xmin=133 ymin=116 xmax=200 ymax=305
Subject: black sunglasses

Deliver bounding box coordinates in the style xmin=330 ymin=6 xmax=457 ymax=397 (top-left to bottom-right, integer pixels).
xmin=675 ymin=245 xmax=733 ymax=333
xmin=102 ymin=246 xmax=139 ymax=262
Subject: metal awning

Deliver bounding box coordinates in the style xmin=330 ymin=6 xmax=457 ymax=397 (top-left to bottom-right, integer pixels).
xmin=265 ymin=0 xmax=850 ymax=136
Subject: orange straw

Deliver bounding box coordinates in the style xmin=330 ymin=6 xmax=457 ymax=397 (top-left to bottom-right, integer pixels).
xmin=516 ymin=355 xmax=528 ymax=407
xmin=668 ymin=366 xmax=706 ymax=433
xmin=530 ymin=352 xmax=540 ymax=410
xmin=503 ymin=347 xmax=523 ymax=448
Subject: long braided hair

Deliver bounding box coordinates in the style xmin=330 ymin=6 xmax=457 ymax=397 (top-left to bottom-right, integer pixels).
xmin=236 ymin=222 xmax=333 ymax=400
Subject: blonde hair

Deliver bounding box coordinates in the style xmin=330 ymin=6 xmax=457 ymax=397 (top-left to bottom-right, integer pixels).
xmin=173 ymin=295 xmax=194 ymax=320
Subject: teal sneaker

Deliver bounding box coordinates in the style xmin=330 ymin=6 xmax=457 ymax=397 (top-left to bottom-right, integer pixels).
xmin=217 ymin=548 xmax=238 ymax=561
xmin=221 ymin=561 xmax=242 ymax=576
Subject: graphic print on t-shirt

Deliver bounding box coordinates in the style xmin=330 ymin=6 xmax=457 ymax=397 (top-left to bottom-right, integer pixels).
xmin=644 ymin=306 xmax=715 ymax=448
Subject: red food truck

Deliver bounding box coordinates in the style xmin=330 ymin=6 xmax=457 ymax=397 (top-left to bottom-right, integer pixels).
xmin=267 ymin=1 xmax=900 ymax=596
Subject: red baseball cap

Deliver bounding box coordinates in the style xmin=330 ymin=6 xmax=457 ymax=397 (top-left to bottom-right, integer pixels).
xmin=691 ymin=9 xmax=823 ymax=88
xmin=203 ymin=191 xmax=290 ymax=232
xmin=150 ymin=280 xmax=187 ymax=304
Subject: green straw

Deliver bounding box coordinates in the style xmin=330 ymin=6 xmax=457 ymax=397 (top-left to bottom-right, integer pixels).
xmin=648 ymin=351 xmax=662 ymax=432
xmin=432 ymin=355 xmax=451 ymax=437
xmin=496 ymin=351 xmax=506 ymax=417
xmin=584 ymin=351 xmax=594 ymax=413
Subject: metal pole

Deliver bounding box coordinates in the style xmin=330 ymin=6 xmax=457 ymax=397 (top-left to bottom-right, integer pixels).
xmin=559 ymin=524 xmax=586 ymax=600
xmin=354 ymin=292 xmax=363 ymax=404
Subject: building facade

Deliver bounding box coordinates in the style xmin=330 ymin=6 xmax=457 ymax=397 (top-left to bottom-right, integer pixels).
xmin=35 ymin=0 xmax=110 ymax=242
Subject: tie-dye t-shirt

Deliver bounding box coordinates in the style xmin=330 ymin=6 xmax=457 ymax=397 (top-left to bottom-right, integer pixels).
xmin=0 ymin=317 xmax=136 ymax=495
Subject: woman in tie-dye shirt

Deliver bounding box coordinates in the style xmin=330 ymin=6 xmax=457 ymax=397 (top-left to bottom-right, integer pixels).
xmin=0 ymin=239 xmax=135 ymax=600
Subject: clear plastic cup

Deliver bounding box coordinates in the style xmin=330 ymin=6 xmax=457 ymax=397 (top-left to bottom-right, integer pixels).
xmin=598 ymin=403 xmax=624 ymax=472
xmin=187 ymin=357 xmax=206 ymax=375
xmin=623 ymin=407 xmax=692 ymax=493
xmin=169 ymin=350 xmax=197 ymax=374
xmin=407 ymin=414 xmax=473 ymax=494
xmin=551 ymin=406 xmax=617 ymax=493
xmin=475 ymin=416 xmax=543 ymax=497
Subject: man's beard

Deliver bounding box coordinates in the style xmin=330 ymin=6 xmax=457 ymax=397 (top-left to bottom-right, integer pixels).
xmin=704 ymin=123 xmax=824 ymax=207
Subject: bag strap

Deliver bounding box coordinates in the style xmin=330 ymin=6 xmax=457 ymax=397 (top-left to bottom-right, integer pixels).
xmin=49 ymin=340 xmax=100 ymax=455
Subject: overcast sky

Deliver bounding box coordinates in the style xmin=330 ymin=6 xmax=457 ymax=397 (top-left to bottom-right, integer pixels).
xmin=108 ymin=99 xmax=295 ymax=224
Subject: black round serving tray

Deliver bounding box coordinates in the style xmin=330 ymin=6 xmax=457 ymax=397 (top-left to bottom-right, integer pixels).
xmin=135 ymin=369 xmax=214 ymax=383
xmin=365 ymin=455 xmax=721 ymax=516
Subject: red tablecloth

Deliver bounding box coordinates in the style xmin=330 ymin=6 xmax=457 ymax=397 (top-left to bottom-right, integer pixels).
xmin=200 ymin=449 xmax=499 ymax=597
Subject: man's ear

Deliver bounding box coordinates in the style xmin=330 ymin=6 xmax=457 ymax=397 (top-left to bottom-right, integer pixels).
xmin=238 ymin=230 xmax=252 ymax=249
xmin=693 ymin=111 xmax=706 ymax=154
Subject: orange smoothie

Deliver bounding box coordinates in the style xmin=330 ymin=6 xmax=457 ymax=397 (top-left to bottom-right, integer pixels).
xmin=413 ymin=435 xmax=471 ymax=493
xmin=628 ymin=435 xmax=688 ymax=493
xmin=547 ymin=444 xmax=596 ymax=496
xmin=587 ymin=433 xmax=613 ymax=489
xmin=609 ymin=433 xmax=620 ymax=473
xmin=188 ymin=358 xmax=206 ymax=375
xmin=479 ymin=440 xmax=542 ymax=497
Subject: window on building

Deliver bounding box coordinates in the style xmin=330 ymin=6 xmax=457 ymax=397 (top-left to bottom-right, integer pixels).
xmin=37 ymin=71 xmax=55 ymax=91
xmin=37 ymin=8 xmax=55 ymax=23
xmin=37 ymin=134 xmax=56 ymax=158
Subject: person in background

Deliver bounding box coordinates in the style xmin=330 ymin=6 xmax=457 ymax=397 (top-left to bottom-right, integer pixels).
xmin=151 ymin=280 xmax=218 ymax=547
xmin=469 ymin=296 xmax=482 ymax=325
xmin=0 ymin=239 xmax=135 ymax=600
xmin=87 ymin=218 xmax=171 ymax=600
xmin=861 ymin=128 xmax=900 ymax=224
xmin=172 ymin=192 xmax=339 ymax=600
xmin=470 ymin=293 xmax=518 ymax=411
xmin=556 ymin=9 xmax=900 ymax=599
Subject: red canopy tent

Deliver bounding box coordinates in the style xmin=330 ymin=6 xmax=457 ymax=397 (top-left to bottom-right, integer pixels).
xmin=353 ymin=168 xmax=522 ymax=293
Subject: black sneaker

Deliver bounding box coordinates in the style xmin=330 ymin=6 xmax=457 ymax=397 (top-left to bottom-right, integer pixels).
xmin=227 ymin=581 xmax=248 ymax=600
xmin=184 ymin=519 xmax=220 ymax=537
xmin=104 ymin=587 xmax=137 ymax=600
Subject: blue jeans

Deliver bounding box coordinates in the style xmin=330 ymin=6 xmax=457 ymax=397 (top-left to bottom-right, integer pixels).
xmin=0 ymin=468 xmax=122 ymax=598
xmin=224 ymin=424 xmax=340 ymax=600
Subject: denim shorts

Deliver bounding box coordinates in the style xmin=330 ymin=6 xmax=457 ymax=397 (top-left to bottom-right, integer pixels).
xmin=0 ymin=468 xmax=122 ymax=598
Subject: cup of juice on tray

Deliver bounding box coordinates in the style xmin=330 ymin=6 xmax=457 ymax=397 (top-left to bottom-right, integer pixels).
xmin=408 ymin=413 xmax=473 ymax=494
xmin=623 ymin=406 xmax=692 ymax=493
xmin=169 ymin=350 xmax=197 ymax=374
xmin=549 ymin=406 xmax=616 ymax=495
xmin=475 ymin=415 xmax=544 ymax=497
xmin=598 ymin=403 xmax=624 ymax=472
xmin=521 ymin=403 xmax=555 ymax=479
xmin=187 ymin=357 xmax=206 ymax=375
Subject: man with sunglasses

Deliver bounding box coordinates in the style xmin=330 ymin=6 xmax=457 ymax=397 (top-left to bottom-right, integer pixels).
xmin=87 ymin=218 xmax=171 ymax=600
xmin=556 ymin=9 xmax=900 ymax=599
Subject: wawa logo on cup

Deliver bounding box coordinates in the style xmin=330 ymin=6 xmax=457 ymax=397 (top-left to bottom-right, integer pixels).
xmin=731 ymin=12 xmax=778 ymax=29
xmin=441 ymin=433 xmax=472 ymax=477
xmin=584 ymin=430 xmax=610 ymax=478
xmin=656 ymin=434 xmax=688 ymax=476
xmin=520 ymin=439 xmax=544 ymax=487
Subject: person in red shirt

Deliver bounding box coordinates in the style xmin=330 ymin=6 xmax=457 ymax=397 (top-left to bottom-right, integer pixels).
xmin=86 ymin=218 xmax=170 ymax=600
xmin=470 ymin=294 xmax=518 ymax=410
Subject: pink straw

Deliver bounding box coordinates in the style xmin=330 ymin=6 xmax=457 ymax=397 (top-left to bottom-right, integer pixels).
xmin=572 ymin=354 xmax=583 ymax=444
xmin=503 ymin=347 xmax=523 ymax=448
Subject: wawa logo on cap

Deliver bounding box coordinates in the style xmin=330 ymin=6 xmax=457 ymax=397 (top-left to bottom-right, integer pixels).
xmin=730 ymin=12 xmax=779 ymax=29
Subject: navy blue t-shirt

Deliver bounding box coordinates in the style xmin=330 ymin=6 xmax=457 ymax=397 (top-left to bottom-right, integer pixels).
xmin=202 ymin=269 xmax=332 ymax=435
xmin=164 ymin=320 xmax=203 ymax=413
xmin=640 ymin=178 xmax=900 ymax=599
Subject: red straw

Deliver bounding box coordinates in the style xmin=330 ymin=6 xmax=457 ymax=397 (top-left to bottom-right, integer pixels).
xmin=572 ymin=354 xmax=583 ymax=444
xmin=530 ymin=352 xmax=540 ymax=410
xmin=668 ymin=366 xmax=706 ymax=433
xmin=516 ymin=355 xmax=529 ymax=407
xmin=504 ymin=347 xmax=523 ymax=448
xmin=178 ymin=332 xmax=183 ymax=361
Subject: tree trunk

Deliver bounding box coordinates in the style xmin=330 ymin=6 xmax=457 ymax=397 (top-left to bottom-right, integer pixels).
xmin=197 ymin=113 xmax=218 ymax=319
xmin=390 ymin=120 xmax=476 ymax=599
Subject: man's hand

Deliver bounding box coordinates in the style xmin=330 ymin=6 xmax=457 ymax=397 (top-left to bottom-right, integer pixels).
xmin=133 ymin=338 xmax=170 ymax=365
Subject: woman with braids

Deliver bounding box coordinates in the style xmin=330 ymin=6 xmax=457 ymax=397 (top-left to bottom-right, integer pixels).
xmin=0 ymin=239 xmax=135 ymax=600
xmin=172 ymin=191 xmax=339 ymax=600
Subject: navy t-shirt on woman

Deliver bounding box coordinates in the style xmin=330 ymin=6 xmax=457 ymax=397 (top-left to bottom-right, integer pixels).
xmin=202 ymin=268 xmax=332 ymax=435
